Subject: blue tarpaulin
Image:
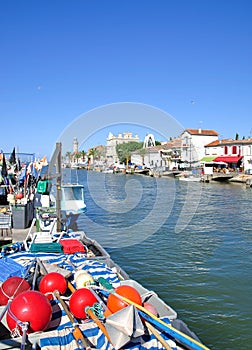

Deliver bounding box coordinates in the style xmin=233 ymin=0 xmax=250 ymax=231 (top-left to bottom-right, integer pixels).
xmin=0 ymin=257 xmax=26 ymax=281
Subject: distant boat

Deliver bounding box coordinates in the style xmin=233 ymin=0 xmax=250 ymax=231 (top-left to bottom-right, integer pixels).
xmin=102 ymin=167 xmax=114 ymax=174
xmin=178 ymin=175 xmax=202 ymax=182
xmin=61 ymin=183 xmax=86 ymax=216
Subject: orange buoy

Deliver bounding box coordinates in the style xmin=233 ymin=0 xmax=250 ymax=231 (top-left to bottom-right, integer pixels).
xmin=107 ymin=285 xmax=142 ymax=313
xmin=15 ymin=192 xmax=23 ymax=200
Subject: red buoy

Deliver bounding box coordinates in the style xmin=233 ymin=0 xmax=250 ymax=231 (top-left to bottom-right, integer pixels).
xmin=107 ymin=285 xmax=142 ymax=313
xmin=69 ymin=288 xmax=98 ymax=319
xmin=15 ymin=192 xmax=23 ymax=200
xmin=6 ymin=290 xmax=52 ymax=333
xmin=143 ymin=302 xmax=158 ymax=317
xmin=39 ymin=272 xmax=67 ymax=299
xmin=0 ymin=277 xmax=30 ymax=305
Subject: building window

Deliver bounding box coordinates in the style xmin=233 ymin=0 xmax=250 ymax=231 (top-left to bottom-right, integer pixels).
xmin=224 ymin=146 xmax=228 ymax=155
xmin=232 ymin=145 xmax=237 ymax=154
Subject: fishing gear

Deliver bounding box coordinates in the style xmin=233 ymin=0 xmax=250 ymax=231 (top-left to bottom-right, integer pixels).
xmin=96 ymin=277 xmax=210 ymax=350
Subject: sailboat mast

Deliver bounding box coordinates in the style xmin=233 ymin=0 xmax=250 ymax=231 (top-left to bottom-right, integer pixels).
xmin=55 ymin=142 xmax=62 ymax=232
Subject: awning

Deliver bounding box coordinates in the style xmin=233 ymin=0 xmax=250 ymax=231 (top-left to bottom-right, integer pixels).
xmin=200 ymin=156 xmax=217 ymax=163
xmin=212 ymin=156 xmax=243 ymax=163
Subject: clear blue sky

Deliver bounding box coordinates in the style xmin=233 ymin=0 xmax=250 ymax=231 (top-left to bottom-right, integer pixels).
xmin=1 ymin=0 xmax=252 ymax=159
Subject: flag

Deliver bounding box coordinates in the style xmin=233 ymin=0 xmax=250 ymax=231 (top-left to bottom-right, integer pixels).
xmin=19 ymin=165 xmax=27 ymax=182
xmin=40 ymin=156 xmax=48 ymax=166
xmin=17 ymin=158 xmax=22 ymax=171
xmin=31 ymin=162 xmax=38 ymax=178
xmin=9 ymin=147 xmax=16 ymax=165
xmin=1 ymin=154 xmax=8 ymax=178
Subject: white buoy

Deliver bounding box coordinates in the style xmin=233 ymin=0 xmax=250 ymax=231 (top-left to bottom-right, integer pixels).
xmin=74 ymin=271 xmax=94 ymax=289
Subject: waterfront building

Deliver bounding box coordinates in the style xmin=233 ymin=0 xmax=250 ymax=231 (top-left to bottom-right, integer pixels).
xmin=87 ymin=145 xmax=107 ymax=169
xmin=106 ymin=132 xmax=140 ymax=165
xmin=132 ymin=128 xmax=219 ymax=170
xmin=131 ymin=137 xmax=182 ymax=170
xmin=180 ymin=129 xmax=219 ymax=168
xmin=204 ymin=138 xmax=252 ymax=172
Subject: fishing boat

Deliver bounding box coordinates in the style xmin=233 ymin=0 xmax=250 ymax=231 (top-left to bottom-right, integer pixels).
xmin=0 ymin=144 xmax=210 ymax=350
xmin=61 ymin=183 xmax=86 ymax=216
xmin=35 ymin=146 xmax=86 ymax=229
xmin=0 ymin=217 xmax=209 ymax=350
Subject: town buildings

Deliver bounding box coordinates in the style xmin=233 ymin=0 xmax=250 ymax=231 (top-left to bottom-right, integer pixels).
xmin=68 ymin=129 xmax=252 ymax=173
xmin=204 ymin=138 xmax=252 ymax=172
xmin=106 ymin=132 xmax=139 ymax=165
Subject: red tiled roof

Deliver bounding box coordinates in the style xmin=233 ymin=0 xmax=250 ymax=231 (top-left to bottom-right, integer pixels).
xmin=205 ymin=139 xmax=232 ymax=147
xmin=206 ymin=138 xmax=252 ymax=147
xmin=185 ymin=129 xmax=219 ymax=136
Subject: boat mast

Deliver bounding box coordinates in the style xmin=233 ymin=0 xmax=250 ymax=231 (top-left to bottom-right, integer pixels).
xmin=56 ymin=143 xmax=62 ymax=232
xmin=47 ymin=142 xmax=62 ymax=232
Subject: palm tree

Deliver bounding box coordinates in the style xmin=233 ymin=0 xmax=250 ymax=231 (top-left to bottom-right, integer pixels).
xmin=80 ymin=150 xmax=86 ymax=163
xmin=74 ymin=152 xmax=81 ymax=164
xmin=87 ymin=148 xmax=97 ymax=170
xmin=125 ymin=150 xmax=131 ymax=169
xmin=65 ymin=151 xmax=72 ymax=166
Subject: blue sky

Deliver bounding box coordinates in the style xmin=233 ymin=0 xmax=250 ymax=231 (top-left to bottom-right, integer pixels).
xmin=1 ymin=0 xmax=252 ymax=159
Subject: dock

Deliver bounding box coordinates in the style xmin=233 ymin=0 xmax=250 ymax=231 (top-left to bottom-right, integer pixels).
xmin=0 ymin=227 xmax=35 ymax=246
xmin=201 ymin=173 xmax=234 ymax=182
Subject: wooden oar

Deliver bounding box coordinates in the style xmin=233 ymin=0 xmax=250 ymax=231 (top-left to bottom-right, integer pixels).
xmin=97 ymin=277 xmax=210 ymax=350
xmin=54 ymin=290 xmax=91 ymax=350
xmin=68 ymin=281 xmax=113 ymax=346
xmin=145 ymin=320 xmax=172 ymax=350
xmin=85 ymin=306 xmax=112 ymax=344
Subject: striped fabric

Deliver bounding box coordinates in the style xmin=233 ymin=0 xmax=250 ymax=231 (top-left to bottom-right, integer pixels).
xmin=40 ymin=302 xmax=177 ymax=350
xmin=4 ymin=251 xmax=121 ymax=288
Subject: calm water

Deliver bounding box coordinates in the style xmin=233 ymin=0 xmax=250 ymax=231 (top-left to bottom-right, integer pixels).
xmin=67 ymin=169 xmax=252 ymax=350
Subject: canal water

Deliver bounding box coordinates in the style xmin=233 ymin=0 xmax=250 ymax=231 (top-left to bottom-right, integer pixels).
xmin=67 ymin=169 xmax=252 ymax=350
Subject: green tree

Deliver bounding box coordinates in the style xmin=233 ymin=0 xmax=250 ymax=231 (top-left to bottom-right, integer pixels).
xmin=73 ymin=152 xmax=81 ymax=163
xmin=116 ymin=142 xmax=143 ymax=164
xmin=80 ymin=150 xmax=86 ymax=162
xmin=87 ymin=148 xmax=98 ymax=169
xmin=65 ymin=151 xmax=72 ymax=164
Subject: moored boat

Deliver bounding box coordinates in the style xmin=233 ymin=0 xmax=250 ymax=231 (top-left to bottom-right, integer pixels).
xmin=0 ymin=222 xmax=209 ymax=350
xmin=178 ymin=176 xmax=202 ymax=182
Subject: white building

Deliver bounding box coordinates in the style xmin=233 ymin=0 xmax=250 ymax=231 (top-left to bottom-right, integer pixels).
xmin=180 ymin=129 xmax=219 ymax=168
xmin=106 ymin=132 xmax=140 ymax=165
xmin=204 ymin=138 xmax=252 ymax=171
xmin=131 ymin=138 xmax=182 ymax=170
